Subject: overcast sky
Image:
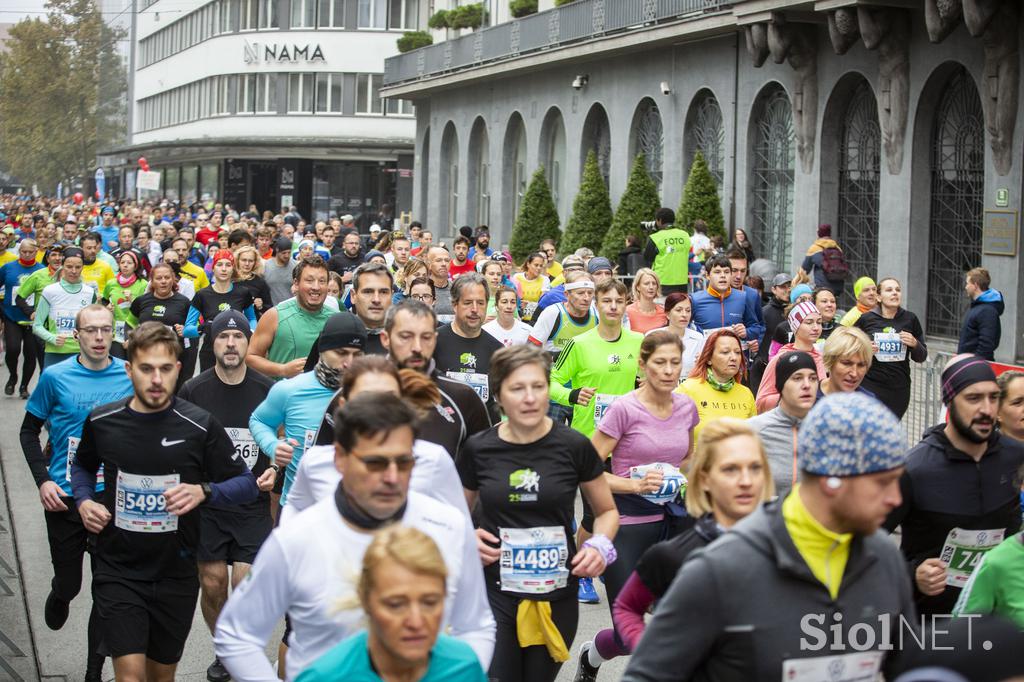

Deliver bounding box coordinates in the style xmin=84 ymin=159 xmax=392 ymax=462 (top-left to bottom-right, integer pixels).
xmin=2 ymin=0 xmax=50 ymax=23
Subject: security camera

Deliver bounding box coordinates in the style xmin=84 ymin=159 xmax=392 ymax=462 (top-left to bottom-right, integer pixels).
xmin=660 ymin=81 xmax=671 ymax=95
xmin=572 ymin=74 xmax=589 ymax=90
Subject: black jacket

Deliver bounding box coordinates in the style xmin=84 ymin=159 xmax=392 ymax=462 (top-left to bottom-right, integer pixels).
xmin=758 ymin=297 xmax=787 ymax=363
xmin=957 ymin=289 xmax=1004 ymax=360
xmin=622 ymin=501 xmax=916 ymax=682
xmin=884 ymin=424 xmax=1024 ymax=615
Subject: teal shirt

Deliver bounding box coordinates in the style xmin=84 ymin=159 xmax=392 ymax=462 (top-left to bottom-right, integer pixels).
xmin=296 ymin=632 xmax=487 ymax=682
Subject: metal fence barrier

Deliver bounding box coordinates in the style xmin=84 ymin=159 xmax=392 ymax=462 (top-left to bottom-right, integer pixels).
xmin=902 ymin=350 xmax=955 ymax=448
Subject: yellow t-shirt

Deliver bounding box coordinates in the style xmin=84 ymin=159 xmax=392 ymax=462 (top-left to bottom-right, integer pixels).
xmin=676 ymin=376 xmax=756 ymax=442
xmin=547 ymin=260 xmax=563 ymax=280
xmin=180 ymin=261 xmax=210 ymax=290
xmin=782 ymin=486 xmax=852 ymax=600
xmin=0 ymin=251 xmax=16 ymax=268
xmin=81 ymin=260 xmax=115 ymax=291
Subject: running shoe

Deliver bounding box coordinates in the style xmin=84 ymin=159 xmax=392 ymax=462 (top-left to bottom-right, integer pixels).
xmin=4 ymin=380 xmax=14 ymax=396
xmin=19 ymin=387 xmax=28 ymax=399
xmin=44 ymin=590 xmax=70 ymax=630
xmin=207 ymin=657 xmax=231 ymax=682
xmin=577 ymin=576 xmax=600 ymax=604
xmin=573 ymin=641 xmax=600 ymax=682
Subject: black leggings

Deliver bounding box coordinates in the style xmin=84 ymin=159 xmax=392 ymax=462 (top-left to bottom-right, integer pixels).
xmin=4 ymin=320 xmax=37 ymax=388
xmin=176 ymin=342 xmax=199 ymax=392
xmin=487 ymin=589 xmax=578 ymax=682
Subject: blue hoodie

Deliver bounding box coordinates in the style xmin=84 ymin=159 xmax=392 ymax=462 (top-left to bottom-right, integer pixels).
xmin=957 ymin=288 xmax=1004 ymax=360
xmin=691 ymin=286 xmax=764 ymax=342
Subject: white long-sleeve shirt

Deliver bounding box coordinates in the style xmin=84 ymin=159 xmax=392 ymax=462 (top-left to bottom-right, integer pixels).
xmin=213 ymin=491 xmax=495 ymax=681
xmin=280 ymin=440 xmax=469 ymax=526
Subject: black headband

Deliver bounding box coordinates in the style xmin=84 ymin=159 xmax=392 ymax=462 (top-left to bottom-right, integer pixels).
xmin=941 ymin=355 xmax=996 ymax=404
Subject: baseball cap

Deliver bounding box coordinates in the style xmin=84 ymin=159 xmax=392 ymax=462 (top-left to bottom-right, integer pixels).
xmin=318 ymin=312 xmax=367 ymax=352
xmin=369 ymin=224 xmax=381 ymax=233
xmin=210 ymin=309 xmax=252 ymax=341
xmin=587 ymin=256 xmax=613 ymax=274
xmin=561 ymin=255 xmax=585 ymax=271
xmin=771 ymin=273 xmax=792 ymax=288
xmin=273 ymin=236 xmax=292 ymax=253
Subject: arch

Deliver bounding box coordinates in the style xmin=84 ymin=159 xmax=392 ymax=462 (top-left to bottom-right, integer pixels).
xmin=467 ymin=117 xmax=490 ymax=227
xmin=684 ymin=89 xmax=725 ymax=187
xmin=924 ymin=64 xmax=985 ymax=338
xmin=821 ymin=74 xmax=881 ymax=308
xmin=539 ymin=107 xmax=567 ymax=221
xmin=502 ymin=112 xmax=528 ymax=224
xmin=419 ymin=126 xmax=430 ymax=220
xmin=748 ymin=82 xmax=795 ymax=271
xmin=440 ymin=121 xmax=460 ymax=233
xmin=580 ymin=103 xmax=611 ymax=185
xmin=629 ymin=97 xmax=664 ymax=192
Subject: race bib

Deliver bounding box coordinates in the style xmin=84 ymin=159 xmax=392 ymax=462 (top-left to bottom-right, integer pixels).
xmin=813 ymin=338 xmax=825 ymax=355
xmin=522 ymin=301 xmax=538 ymax=320
xmin=630 ymin=462 xmax=687 ymax=505
xmin=114 ymin=321 xmax=127 ymax=344
xmin=226 ymin=427 xmax=259 ymax=470
xmin=445 ymin=371 xmax=489 ymax=401
xmin=303 ymin=429 xmax=316 ymax=452
xmin=499 ymin=526 xmax=569 ymax=594
xmin=593 ymin=393 xmax=620 ymax=428
xmin=65 ymin=436 xmax=81 ymax=482
xmin=114 ymin=471 xmax=180 ymax=533
xmin=781 ymin=651 xmax=883 ymax=682
xmin=939 ymin=527 xmax=1005 ymax=588
xmin=874 ymin=332 xmax=905 ymax=363
xmin=54 ymin=309 xmax=76 ymax=334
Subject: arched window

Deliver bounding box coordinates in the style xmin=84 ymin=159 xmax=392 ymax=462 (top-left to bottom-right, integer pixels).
xmin=632 ymin=99 xmax=664 ymax=191
xmin=750 ymin=85 xmax=795 ymax=270
xmin=837 ymin=81 xmax=881 ymax=308
xmin=927 ymin=67 xmax=984 ymax=338
xmin=581 ymin=104 xmax=611 ymax=185
xmin=468 ymin=118 xmax=490 ymax=227
xmin=418 ymin=127 xmax=430 ymax=220
xmin=541 ymin=109 xmax=567 ymax=220
xmin=504 ymin=114 xmax=528 ymax=223
xmin=440 ymin=122 xmax=459 ymax=232
xmin=685 ymin=91 xmax=724 ymax=186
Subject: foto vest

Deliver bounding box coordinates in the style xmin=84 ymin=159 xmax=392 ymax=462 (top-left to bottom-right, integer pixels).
xmin=649 ymin=227 xmax=691 ymax=285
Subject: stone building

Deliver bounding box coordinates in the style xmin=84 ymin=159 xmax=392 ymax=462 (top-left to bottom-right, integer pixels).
xmin=382 ymin=0 xmax=1024 ymax=361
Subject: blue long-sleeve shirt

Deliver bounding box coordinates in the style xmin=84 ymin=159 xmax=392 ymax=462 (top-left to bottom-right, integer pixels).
xmin=183 ymin=304 xmax=256 ymax=338
xmin=691 ymin=287 xmax=761 ymax=338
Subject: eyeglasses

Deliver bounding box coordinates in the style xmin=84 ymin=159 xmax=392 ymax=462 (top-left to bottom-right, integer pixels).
xmin=78 ymin=326 xmax=113 ymax=336
xmin=411 ymin=293 xmax=434 ymax=302
xmin=353 ymin=454 xmax=416 ymax=472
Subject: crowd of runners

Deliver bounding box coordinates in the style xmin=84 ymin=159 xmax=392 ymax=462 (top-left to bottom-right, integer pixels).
xmin=2 ymin=193 xmax=1023 ymax=682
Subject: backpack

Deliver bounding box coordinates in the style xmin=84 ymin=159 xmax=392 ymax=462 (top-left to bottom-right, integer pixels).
xmin=820 ymin=246 xmax=849 ymax=282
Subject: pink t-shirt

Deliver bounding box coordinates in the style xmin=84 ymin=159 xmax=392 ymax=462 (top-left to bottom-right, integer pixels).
xmin=598 ymin=391 xmax=700 ymax=525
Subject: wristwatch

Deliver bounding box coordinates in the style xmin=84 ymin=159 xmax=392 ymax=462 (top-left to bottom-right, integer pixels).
xmin=269 ymin=463 xmax=281 ymax=473
xmin=199 ymin=482 xmax=213 ymax=504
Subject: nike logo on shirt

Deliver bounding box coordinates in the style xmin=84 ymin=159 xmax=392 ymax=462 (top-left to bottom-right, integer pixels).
xmin=161 ymin=438 xmax=185 ymax=447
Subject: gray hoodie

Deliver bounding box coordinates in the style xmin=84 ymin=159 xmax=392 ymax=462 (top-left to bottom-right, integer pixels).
xmin=748 ymin=405 xmax=803 ymax=498
xmin=622 ymin=501 xmax=917 ymax=682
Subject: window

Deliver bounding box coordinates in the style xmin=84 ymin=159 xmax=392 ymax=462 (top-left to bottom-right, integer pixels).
xmin=238 ymin=74 xmax=256 ymax=113
xmin=217 ymin=75 xmax=232 ymax=114
xmin=358 ymin=0 xmax=386 ymax=28
xmin=315 ymin=73 xmax=343 ymax=113
xmin=220 ymin=0 xmax=236 ymax=32
xmin=256 ymin=73 xmax=276 ymax=113
xmin=291 ymin=0 xmax=316 ymax=27
xmin=288 ymin=73 xmax=315 ymax=113
xmin=260 ymin=0 xmax=278 ymax=27
xmin=385 ymin=98 xmax=414 ymax=116
xmin=241 ymin=0 xmax=258 ymax=29
xmin=318 ymin=0 xmax=345 ymax=26
xmin=388 ymin=0 xmax=418 ymax=28
xmin=356 ymin=74 xmax=382 ymax=114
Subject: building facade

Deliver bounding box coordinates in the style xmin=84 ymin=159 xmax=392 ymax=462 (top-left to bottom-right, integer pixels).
xmin=383 ymin=0 xmax=1024 ymax=362
xmin=101 ymin=0 xmax=423 ymax=226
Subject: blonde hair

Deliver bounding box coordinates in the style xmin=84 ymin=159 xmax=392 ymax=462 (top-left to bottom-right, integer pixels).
xmin=397 ymin=258 xmax=428 ymax=291
xmin=631 ymin=267 xmax=661 ymax=302
xmin=233 ymin=245 xmax=264 ymax=277
xmin=358 ymin=526 xmax=447 ymax=609
xmin=822 ymin=326 xmax=873 ymax=372
xmin=685 ymin=418 xmax=775 ymax=517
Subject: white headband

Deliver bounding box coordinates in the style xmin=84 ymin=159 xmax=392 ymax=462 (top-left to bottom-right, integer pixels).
xmin=565 ymin=280 xmax=595 ymax=292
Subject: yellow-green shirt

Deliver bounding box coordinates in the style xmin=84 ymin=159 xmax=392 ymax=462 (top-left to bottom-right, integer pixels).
xmin=676 ymin=377 xmax=756 ymax=443
xmin=782 ymin=486 xmax=853 ymax=599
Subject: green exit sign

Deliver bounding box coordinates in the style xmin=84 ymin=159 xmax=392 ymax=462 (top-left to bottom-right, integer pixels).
xmin=996 ymin=188 xmax=1009 ymax=207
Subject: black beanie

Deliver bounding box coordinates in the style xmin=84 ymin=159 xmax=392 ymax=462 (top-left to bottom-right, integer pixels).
xmin=775 ymin=351 xmax=818 ymax=393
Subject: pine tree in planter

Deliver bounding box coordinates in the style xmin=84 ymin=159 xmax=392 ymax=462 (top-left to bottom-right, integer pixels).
xmin=678 ymin=151 xmax=725 ymax=239
xmin=600 ymin=154 xmax=660 ymax=261
xmin=509 ymin=167 xmax=562 ymax=263
xmin=562 ymin=150 xmax=613 ymax=255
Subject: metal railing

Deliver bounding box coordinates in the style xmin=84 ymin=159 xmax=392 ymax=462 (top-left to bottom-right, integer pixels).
xmin=903 ymin=350 xmax=955 ymax=448
xmin=383 ymin=0 xmax=734 ymax=86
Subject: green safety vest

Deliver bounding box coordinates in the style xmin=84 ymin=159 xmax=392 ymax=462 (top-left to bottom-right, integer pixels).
xmin=649 ymin=227 xmax=692 ymax=286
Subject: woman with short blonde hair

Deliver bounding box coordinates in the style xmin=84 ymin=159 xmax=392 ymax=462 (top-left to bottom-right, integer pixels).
xmin=625 ymin=268 xmax=667 ymax=334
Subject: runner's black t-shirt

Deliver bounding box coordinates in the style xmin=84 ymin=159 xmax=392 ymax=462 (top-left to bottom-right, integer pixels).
xmin=433 ymin=325 xmax=503 ymax=419
xmin=456 ymin=422 xmax=603 ymax=600
xmin=131 ymin=292 xmax=191 ymax=327
xmin=190 ymin=285 xmax=254 ymax=338
xmin=236 ymin=276 xmax=273 ymax=319
xmin=178 ymin=368 xmax=274 ymax=513
xmin=74 ymin=397 xmax=246 ymax=580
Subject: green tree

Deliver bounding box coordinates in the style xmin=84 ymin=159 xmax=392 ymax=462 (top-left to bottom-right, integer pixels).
xmin=509 ymin=167 xmax=562 ymax=263
xmin=0 ymin=0 xmax=126 ymax=191
xmin=601 ymin=154 xmax=660 ymax=260
xmin=677 ymin=151 xmax=725 ymax=239
xmin=562 ymin=150 xmax=613 ymax=255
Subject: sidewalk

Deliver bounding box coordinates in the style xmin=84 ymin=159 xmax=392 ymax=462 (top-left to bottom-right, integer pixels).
xmin=0 ymin=444 xmax=40 ymax=682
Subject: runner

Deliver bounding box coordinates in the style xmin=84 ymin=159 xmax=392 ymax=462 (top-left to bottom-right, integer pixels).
xmin=839 ymin=276 xmax=877 ymax=327
xmin=576 ymin=418 xmax=772 ymax=680
xmin=853 ymin=277 xmax=927 ymax=419
xmin=14 ymin=244 xmax=63 ymax=359
xmin=755 ymin=301 xmax=827 ymax=412
xmin=177 ymin=311 xmax=278 ymax=682
xmin=101 ymin=251 xmax=147 ymax=358
xmin=264 ymin=236 xmax=298 ymax=306
xmin=624 ymin=268 xmax=666 ymax=334
xmin=233 ymin=245 xmax=272 ymax=319
xmin=818 ymin=326 xmax=874 ymax=398
xmin=574 ymin=331 xmax=699 ymax=678
xmin=249 ymin=312 xmax=366 ymax=510
xmin=347 ymin=262 xmax=392 ymax=355
xmin=296 ymin=526 xmax=489 ymax=682
xmin=425 ymin=246 xmax=455 ymax=324
xmin=483 ymin=285 xmax=533 ymax=347
xmin=434 ymin=272 xmax=503 ymax=411
xmin=529 ymin=271 xmax=597 ymax=359
xmin=20 ymin=304 xmax=133 ymax=681
xmin=70 ymin=321 xmax=258 ymax=681
xmin=622 ymin=393 xmax=914 ymax=681
xmin=458 ymin=345 xmax=617 ymax=682
xmin=184 ymin=249 xmax=256 ymax=372
xmin=172 ymin=236 xmax=211 ymax=291
xmin=380 ymin=300 xmax=492 ymax=458
xmin=78 ymin=232 xmax=115 ymax=292
xmin=690 ymin=254 xmax=762 ymax=343
xmin=0 ymin=238 xmax=43 ymax=396
xmin=996 ymin=371 xmax=1024 ymax=441
xmin=130 ymin=263 xmax=195 ymax=390
xmin=676 ymin=329 xmax=756 ymax=442
xmin=884 ymin=354 xmax=1024 ymax=615
xmin=512 ymin=252 xmax=550 ymax=321
xmin=652 ymin=292 xmax=704 ymax=381
xmin=215 ymin=392 xmax=496 ymax=680
xmin=32 ymin=246 xmax=97 ymax=368
xmin=283 ymin=356 xmax=467 ymax=522
xmin=246 ymin=256 xmax=333 ymax=379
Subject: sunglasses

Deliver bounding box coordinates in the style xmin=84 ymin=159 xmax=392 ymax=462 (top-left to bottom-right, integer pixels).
xmin=353 ymin=453 xmax=416 ymax=472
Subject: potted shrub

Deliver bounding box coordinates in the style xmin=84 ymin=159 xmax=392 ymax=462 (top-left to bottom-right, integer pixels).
xmin=427 ymin=9 xmax=450 ymax=29
xmin=397 ymin=30 xmax=433 ymax=52
xmin=509 ymin=0 xmax=537 ymax=18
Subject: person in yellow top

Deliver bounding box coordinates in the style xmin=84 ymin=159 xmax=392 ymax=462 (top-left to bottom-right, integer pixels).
xmin=78 ymin=232 xmax=115 ymax=291
xmin=677 ymin=328 xmax=756 ymax=443
xmin=512 ymin=251 xmax=551 ymax=321
xmin=541 ymin=239 xmax=562 ymax=280
xmin=0 ymin=227 xmax=18 ymax=268
xmin=172 ymin=236 xmax=211 ymax=290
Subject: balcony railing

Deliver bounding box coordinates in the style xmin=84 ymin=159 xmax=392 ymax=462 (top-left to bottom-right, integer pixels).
xmin=383 ymin=0 xmax=733 ymax=86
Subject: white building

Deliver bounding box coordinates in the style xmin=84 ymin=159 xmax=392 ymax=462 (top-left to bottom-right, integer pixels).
xmin=101 ymin=0 xmax=421 ymax=226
